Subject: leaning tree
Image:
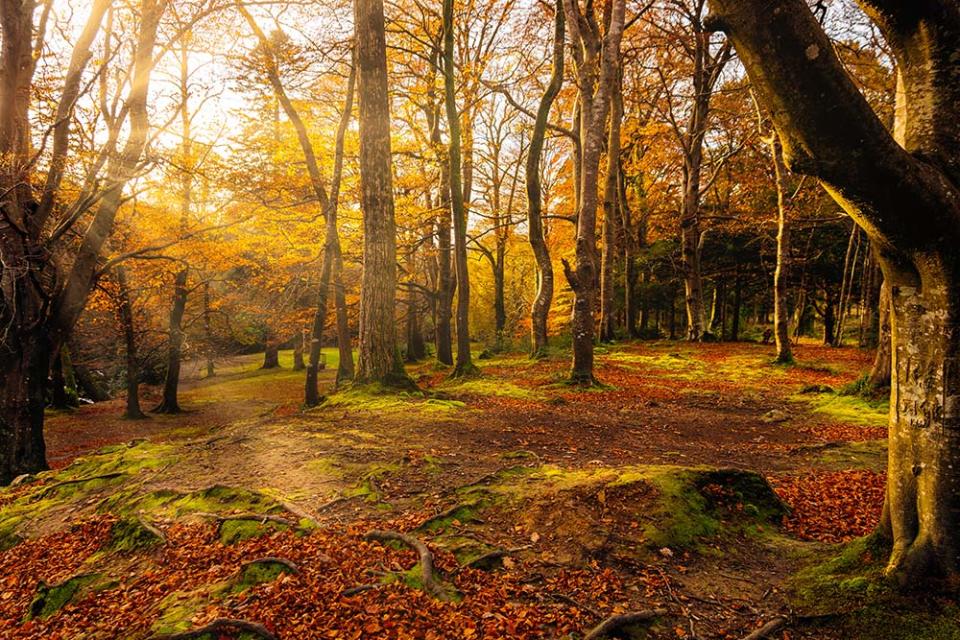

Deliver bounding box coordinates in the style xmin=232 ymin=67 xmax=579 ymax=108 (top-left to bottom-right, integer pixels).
xmin=706 ymin=0 xmax=960 ymax=585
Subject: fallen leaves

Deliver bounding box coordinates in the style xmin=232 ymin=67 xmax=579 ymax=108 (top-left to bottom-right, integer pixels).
xmin=768 ymin=470 xmax=885 ymax=543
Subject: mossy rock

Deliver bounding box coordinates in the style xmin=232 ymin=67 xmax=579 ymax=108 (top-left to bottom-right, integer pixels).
xmin=26 ymin=573 xmax=101 ymax=620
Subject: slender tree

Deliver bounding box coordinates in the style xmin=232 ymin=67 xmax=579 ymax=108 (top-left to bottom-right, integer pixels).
xmin=527 ymin=0 xmax=565 ymax=358
xmin=442 ymin=0 xmax=478 ymax=377
xmin=561 ymin=0 xmax=626 ymax=384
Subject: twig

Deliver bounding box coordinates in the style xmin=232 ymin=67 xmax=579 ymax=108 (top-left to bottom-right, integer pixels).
xmin=363 ymin=530 xmax=446 ymax=599
xmin=152 ymin=618 xmax=277 ymax=640
xmin=740 ymin=616 xmax=789 ymax=640
xmin=583 ymin=609 xmax=669 ymax=640
xmin=551 ymin=592 xmax=602 ymax=618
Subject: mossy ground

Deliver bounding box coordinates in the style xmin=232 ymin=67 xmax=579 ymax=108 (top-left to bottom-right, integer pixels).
xmin=3 ymin=340 xmax=902 ymax=639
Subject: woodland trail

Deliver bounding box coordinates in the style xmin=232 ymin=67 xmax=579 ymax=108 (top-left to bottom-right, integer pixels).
xmin=1 ymin=340 xmax=916 ymax=640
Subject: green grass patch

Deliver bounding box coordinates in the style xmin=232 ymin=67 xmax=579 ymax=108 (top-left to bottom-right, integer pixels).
xmin=441 ymin=378 xmax=544 ymax=401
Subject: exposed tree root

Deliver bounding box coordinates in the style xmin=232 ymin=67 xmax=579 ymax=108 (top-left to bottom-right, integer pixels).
xmin=153 ymin=617 xmax=277 ymax=640
xmin=136 ymin=516 xmax=167 ymax=545
xmin=583 ymin=608 xmax=669 ymax=640
xmin=363 ymin=529 xmax=447 ymax=599
xmin=36 ymin=472 xmax=126 ymax=499
xmin=194 ymin=512 xmax=297 ymax=527
xmin=740 ymin=616 xmax=789 ymax=640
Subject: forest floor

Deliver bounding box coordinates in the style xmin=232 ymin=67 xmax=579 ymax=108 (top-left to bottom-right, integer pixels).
xmin=2 ymin=340 xmax=958 ymax=640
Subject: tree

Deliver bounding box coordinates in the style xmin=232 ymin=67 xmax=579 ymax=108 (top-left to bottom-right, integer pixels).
xmin=354 ymin=0 xmax=409 ymax=386
xmin=442 ymin=0 xmax=478 ymax=377
xmin=0 ymin=0 xmax=166 ymax=483
xmin=527 ymin=0 xmax=565 ymax=357
xmin=707 ymin=0 xmax=960 ymax=584
xmin=561 ymin=0 xmax=626 ymax=384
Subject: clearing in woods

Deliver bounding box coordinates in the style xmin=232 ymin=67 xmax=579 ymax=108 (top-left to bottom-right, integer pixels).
xmin=2 ymin=341 xmax=948 ymax=639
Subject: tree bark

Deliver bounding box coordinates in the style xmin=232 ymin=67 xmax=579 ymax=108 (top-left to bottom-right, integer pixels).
xmin=867 ymin=279 xmax=892 ymax=389
xmin=708 ymin=0 xmax=960 ymax=584
xmin=599 ymin=66 xmax=623 ymax=343
xmin=443 ymin=0 xmax=477 ymax=378
xmin=354 ymin=0 xmax=409 ymax=387
xmin=562 ymin=0 xmax=626 ymax=384
xmin=527 ymin=0 xmax=564 ymax=358
xmin=116 ymin=266 xmax=145 ymax=420
xmin=769 ymin=136 xmax=792 ymax=363
xmin=261 ymin=339 xmax=280 ymax=370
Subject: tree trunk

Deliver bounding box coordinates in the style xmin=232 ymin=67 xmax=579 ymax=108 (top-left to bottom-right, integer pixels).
xmin=822 ymin=288 xmax=836 ymax=346
xmin=116 ymin=266 xmax=145 ymax=420
xmin=599 ymin=67 xmax=623 ymax=343
xmin=262 ymin=340 xmax=280 ymax=369
xmin=153 ymin=269 xmax=187 ymax=413
xmin=867 ymin=279 xmax=892 ymax=389
xmin=770 ymin=136 xmax=792 ymax=363
xmin=354 ymin=0 xmax=409 ymax=387
xmin=203 ymin=282 xmax=215 ymax=377
xmin=709 ymin=0 xmax=960 ymax=584
xmin=731 ymin=273 xmax=742 ymax=341
xmin=562 ymin=0 xmax=626 ymax=384
xmin=443 ymin=0 xmax=477 ymax=378
xmin=527 ymin=0 xmax=564 ymax=358
xmin=293 ymin=339 xmax=305 ymax=371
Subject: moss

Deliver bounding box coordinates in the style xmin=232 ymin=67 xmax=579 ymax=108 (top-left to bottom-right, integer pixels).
xmin=322 ymin=384 xmax=460 ymax=414
xmin=108 ymin=517 xmax=164 ymax=553
xmin=233 ymin=559 xmax=297 ymax=592
xmin=793 ymin=391 xmax=888 ymax=426
xmin=100 ymin=484 xmax=284 ymax=520
xmin=416 ymin=502 xmax=485 ymax=533
xmin=818 ymin=440 xmax=887 ymax=472
xmin=219 ymin=518 xmax=289 ymax=545
xmin=789 ymin=532 xmax=891 ymax=614
xmin=442 ymin=378 xmax=544 ymax=401
xmin=26 ymin=573 xmax=101 ymax=620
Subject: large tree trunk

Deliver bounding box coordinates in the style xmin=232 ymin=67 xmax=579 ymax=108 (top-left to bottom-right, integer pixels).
xmin=527 ymin=0 xmax=564 ymax=358
xmin=203 ymin=283 xmax=215 ymax=378
xmin=0 ymin=0 xmax=161 ymax=482
xmin=354 ymin=0 xmax=408 ymax=386
xmin=116 ymin=266 xmax=145 ymax=420
xmin=261 ymin=338 xmax=280 ymax=370
xmin=442 ymin=0 xmax=477 ymax=378
xmin=709 ymin=0 xmax=960 ymax=584
xmin=562 ymin=0 xmax=626 ymax=384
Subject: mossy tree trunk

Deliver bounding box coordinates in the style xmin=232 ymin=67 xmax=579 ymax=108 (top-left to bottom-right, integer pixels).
xmin=709 ymin=0 xmax=960 ymax=585
xmin=115 ymin=267 xmax=145 ymax=420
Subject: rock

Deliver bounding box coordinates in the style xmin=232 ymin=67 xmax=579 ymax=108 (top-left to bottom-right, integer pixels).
xmin=761 ymin=409 xmax=790 ymax=423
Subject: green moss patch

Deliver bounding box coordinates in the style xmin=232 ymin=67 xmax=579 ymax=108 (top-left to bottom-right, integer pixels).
xmin=108 ymin=517 xmax=164 ymax=553
xmin=233 ymin=558 xmax=298 ymax=592
xmin=793 ymin=391 xmax=888 ymax=426
xmin=26 ymin=573 xmax=101 ymax=620
xmin=817 ymin=440 xmax=888 ymax=472
xmin=219 ymin=518 xmax=289 ymax=545
xmin=440 ymin=378 xmax=545 ymax=401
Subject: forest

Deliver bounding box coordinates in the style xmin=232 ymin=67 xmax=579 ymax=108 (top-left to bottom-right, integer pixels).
xmin=1 ymin=0 xmax=958 ymax=638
